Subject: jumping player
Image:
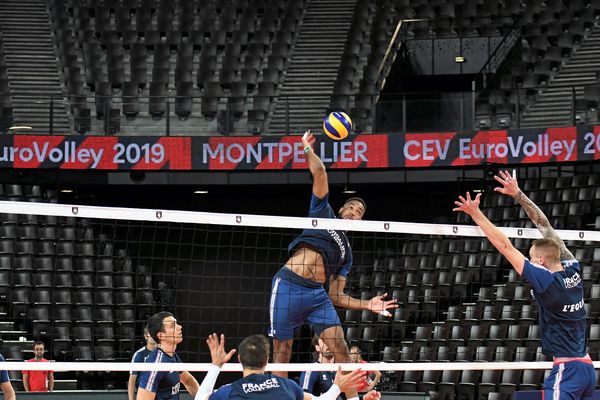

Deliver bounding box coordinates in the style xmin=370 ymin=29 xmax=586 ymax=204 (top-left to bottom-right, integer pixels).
xmin=454 ymin=172 xmax=595 ymax=400
xmin=269 ymin=131 xmax=398 ymax=400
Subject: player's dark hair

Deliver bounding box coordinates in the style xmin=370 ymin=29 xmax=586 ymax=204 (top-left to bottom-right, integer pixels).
xmin=33 ymin=341 xmax=45 ymax=348
xmin=239 ymin=334 xmax=269 ymax=370
xmin=146 ymin=311 xmax=174 ymax=344
xmin=311 ymin=335 xmax=321 ymax=361
xmin=344 ymin=197 xmax=366 ymax=215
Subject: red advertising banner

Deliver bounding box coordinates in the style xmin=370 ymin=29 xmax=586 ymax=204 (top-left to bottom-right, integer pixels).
xmin=0 ymin=126 xmax=597 ymax=170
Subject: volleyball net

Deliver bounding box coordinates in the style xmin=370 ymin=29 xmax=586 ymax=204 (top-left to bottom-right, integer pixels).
xmin=0 ymin=197 xmax=598 ymax=394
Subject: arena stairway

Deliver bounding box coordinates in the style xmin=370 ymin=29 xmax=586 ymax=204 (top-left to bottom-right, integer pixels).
xmin=519 ymin=25 xmax=600 ymax=128
xmin=268 ymin=0 xmax=357 ymax=134
xmin=0 ymin=0 xmax=71 ymax=134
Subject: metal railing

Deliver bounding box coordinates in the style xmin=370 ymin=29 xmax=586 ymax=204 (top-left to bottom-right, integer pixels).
xmin=0 ymin=83 xmax=597 ymax=136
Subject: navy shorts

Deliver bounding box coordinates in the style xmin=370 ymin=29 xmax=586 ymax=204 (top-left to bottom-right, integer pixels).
xmin=268 ymin=267 xmax=341 ymax=340
xmin=544 ymin=359 xmax=596 ymax=400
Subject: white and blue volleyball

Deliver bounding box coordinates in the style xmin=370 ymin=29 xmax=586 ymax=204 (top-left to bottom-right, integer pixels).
xmin=323 ymin=111 xmax=352 ymax=140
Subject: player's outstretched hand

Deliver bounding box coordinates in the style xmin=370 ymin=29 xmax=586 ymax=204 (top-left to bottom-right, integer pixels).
xmin=206 ymin=333 xmax=236 ymax=368
xmin=368 ymin=293 xmax=399 ymax=317
xmin=302 ymin=130 xmax=316 ymax=150
xmin=494 ymin=170 xmax=520 ymax=198
xmin=453 ymin=192 xmax=481 ymax=216
xmin=333 ymin=366 xmax=366 ymax=394
xmin=363 ymin=390 xmax=382 ymax=400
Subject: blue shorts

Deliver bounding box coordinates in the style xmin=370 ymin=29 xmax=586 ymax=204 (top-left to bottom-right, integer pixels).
xmin=544 ymin=360 xmax=596 ymax=400
xmin=268 ymin=267 xmax=341 ymax=340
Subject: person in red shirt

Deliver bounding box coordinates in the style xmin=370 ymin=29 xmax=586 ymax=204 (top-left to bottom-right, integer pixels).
xmin=349 ymin=346 xmax=381 ymax=393
xmin=22 ymin=341 xmax=54 ymax=392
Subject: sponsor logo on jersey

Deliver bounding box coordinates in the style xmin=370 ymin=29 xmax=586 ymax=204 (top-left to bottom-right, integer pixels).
xmin=242 ymin=378 xmax=281 ymax=393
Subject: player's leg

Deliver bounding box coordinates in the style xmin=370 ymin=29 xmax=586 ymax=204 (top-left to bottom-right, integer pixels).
xmin=318 ymin=325 xmax=359 ymax=399
xmin=268 ymin=268 xmax=309 ymax=378
xmin=309 ymin=294 xmax=358 ymax=399
xmin=543 ymin=363 xmax=579 ymax=400
xmin=318 ymin=325 xmax=350 ymax=363
xmin=271 ymin=338 xmax=293 ymax=378
xmin=579 ymin=362 xmax=596 ymax=400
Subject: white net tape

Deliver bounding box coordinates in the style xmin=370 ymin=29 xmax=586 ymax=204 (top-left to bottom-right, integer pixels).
xmin=0 ymin=361 xmax=598 ymax=372
xmin=0 ymin=201 xmax=598 ymax=240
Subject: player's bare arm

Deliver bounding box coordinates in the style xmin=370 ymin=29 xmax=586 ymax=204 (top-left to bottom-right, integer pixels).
xmin=180 ymin=371 xmax=199 ymax=396
xmin=0 ymin=382 xmax=15 ymax=400
xmin=136 ymin=387 xmax=156 ymax=400
xmin=454 ymin=192 xmax=527 ymax=275
xmin=302 ymin=130 xmax=328 ymax=199
xmin=494 ymin=170 xmax=575 ymax=261
xmin=328 ymin=275 xmax=398 ymax=314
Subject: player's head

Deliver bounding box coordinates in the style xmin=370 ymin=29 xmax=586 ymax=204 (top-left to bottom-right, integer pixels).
xmin=339 ymin=197 xmax=366 ymax=220
xmin=312 ymin=335 xmax=334 ymax=360
xmin=143 ymin=324 xmax=157 ymax=347
xmin=33 ymin=341 xmax=45 ymax=360
xmin=529 ymin=238 xmax=561 ymax=267
xmin=147 ymin=311 xmax=182 ymax=346
xmin=349 ymin=346 xmax=362 ymax=363
xmin=238 ymin=334 xmax=270 ymax=370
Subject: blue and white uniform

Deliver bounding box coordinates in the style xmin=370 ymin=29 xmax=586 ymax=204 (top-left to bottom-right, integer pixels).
xmin=269 ymin=193 xmax=352 ymax=340
xmin=298 ymin=364 xmax=340 ymax=399
xmin=0 ymin=354 xmax=9 ymax=384
xmin=522 ymin=258 xmax=595 ymax=400
xmin=137 ymin=348 xmax=183 ymax=400
xmin=209 ymin=373 xmax=304 ymax=400
xmin=130 ymin=346 xmax=153 ymax=388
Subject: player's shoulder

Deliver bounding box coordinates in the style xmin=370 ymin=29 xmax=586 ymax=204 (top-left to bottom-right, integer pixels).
xmin=143 ymin=348 xmax=164 ymax=363
xmin=210 ymin=383 xmax=233 ymax=399
xmin=133 ymin=346 xmax=148 ymax=359
xmin=281 ymin=375 xmax=303 ymax=391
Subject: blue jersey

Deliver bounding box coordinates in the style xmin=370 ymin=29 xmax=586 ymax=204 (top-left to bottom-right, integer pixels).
xmin=0 ymin=354 xmax=8 ymax=383
xmin=287 ymin=194 xmax=352 ymax=280
xmin=137 ymin=348 xmax=183 ymax=400
xmin=130 ymin=346 xmax=153 ymax=387
xmin=522 ymin=258 xmax=587 ymax=357
xmin=209 ymin=373 xmax=304 ymax=400
xmin=298 ymin=364 xmax=338 ymax=398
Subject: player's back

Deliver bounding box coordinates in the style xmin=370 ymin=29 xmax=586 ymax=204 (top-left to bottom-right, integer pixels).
xmin=210 ymin=373 xmax=304 ymax=400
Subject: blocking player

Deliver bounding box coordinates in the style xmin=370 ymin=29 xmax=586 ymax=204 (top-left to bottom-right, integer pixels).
xmin=269 ymin=131 xmax=398 ymax=400
xmin=200 ymin=334 xmax=380 ymax=400
xmin=454 ymin=172 xmax=594 ymax=400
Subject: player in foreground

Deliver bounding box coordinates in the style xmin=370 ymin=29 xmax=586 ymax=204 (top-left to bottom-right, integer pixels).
xmin=269 ymin=131 xmax=397 ymax=400
xmin=454 ymin=171 xmax=594 ymax=400
xmin=198 ymin=334 xmax=381 ymax=400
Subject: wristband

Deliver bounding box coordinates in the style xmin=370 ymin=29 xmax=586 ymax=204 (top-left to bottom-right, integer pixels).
xmin=304 ymin=145 xmax=312 ymax=154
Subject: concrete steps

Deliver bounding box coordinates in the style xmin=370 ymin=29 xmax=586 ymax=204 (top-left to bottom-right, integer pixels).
xmin=268 ymin=0 xmax=357 ymax=134
xmin=0 ymin=0 xmax=71 ymax=134
xmin=519 ymin=26 xmax=600 ymax=128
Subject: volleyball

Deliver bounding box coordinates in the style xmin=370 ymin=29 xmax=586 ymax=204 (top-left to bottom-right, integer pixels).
xmin=323 ymin=111 xmax=352 ymax=140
